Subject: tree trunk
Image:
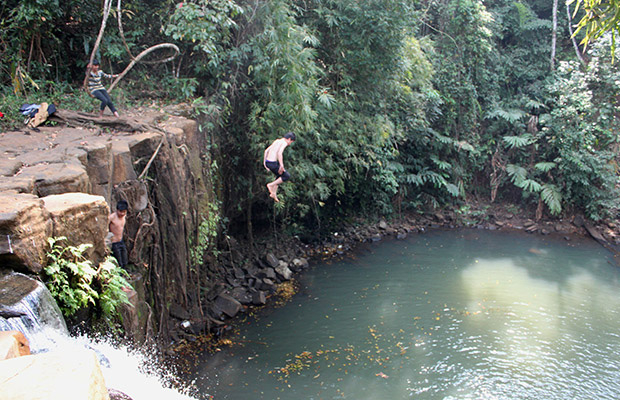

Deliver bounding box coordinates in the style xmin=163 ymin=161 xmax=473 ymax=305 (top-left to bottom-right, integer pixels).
xmin=49 ymin=109 xmax=152 ymax=132
xmin=551 ymin=0 xmax=558 ymax=70
xmin=567 ymin=2 xmax=587 ymax=66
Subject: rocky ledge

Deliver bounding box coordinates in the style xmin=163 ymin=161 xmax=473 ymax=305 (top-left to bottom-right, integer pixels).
xmin=0 ymin=106 xmax=196 ymax=274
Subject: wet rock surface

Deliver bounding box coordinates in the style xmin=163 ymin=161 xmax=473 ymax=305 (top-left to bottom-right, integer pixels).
xmin=0 ymin=349 xmax=110 ymax=400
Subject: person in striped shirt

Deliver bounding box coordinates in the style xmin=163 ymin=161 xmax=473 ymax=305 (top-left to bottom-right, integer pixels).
xmin=85 ymin=59 xmax=120 ymax=118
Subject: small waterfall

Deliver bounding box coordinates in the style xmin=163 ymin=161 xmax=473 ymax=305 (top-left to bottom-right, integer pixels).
xmin=0 ymin=272 xmax=68 ymax=352
xmin=0 ymin=272 xmax=202 ymax=400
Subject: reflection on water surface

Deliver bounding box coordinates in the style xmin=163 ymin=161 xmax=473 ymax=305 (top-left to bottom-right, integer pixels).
xmin=192 ymin=229 xmax=620 ymax=400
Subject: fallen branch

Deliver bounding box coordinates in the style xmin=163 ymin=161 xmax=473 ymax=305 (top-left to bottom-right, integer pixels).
xmin=138 ymin=136 xmax=165 ymax=180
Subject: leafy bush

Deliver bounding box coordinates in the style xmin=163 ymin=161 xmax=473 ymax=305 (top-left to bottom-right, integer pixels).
xmin=44 ymin=237 xmax=99 ymax=317
xmin=43 ymin=237 xmax=132 ymax=326
xmin=189 ymin=202 xmax=221 ymax=266
xmin=97 ymin=256 xmax=134 ymax=325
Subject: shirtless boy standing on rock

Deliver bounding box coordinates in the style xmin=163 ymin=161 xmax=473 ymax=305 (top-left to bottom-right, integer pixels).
xmin=109 ymin=200 xmax=128 ymax=268
xmin=263 ymin=132 xmax=296 ymax=202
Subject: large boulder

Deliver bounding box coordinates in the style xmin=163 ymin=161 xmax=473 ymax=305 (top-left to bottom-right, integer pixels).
xmin=265 ymin=253 xmax=279 ymax=268
xmin=160 ymin=116 xmax=198 ymax=147
xmin=15 ymin=142 xmax=88 ymax=167
xmin=290 ymin=258 xmax=309 ymax=272
xmin=0 ymin=192 xmax=52 ymax=273
xmin=0 ymin=273 xmax=69 ymax=351
xmin=230 ymin=287 xmax=253 ymax=305
xmin=252 ymin=291 xmax=267 ymax=305
xmin=0 ymin=175 xmax=36 ymax=193
xmin=42 ymin=193 xmax=109 ymax=263
xmin=256 ymin=267 xmax=276 ymax=280
xmin=275 ymin=261 xmax=292 ymax=281
xmin=82 ymin=142 xmax=113 ymax=183
xmin=211 ymin=294 xmax=242 ymax=319
xmin=19 ymin=161 xmax=90 ymax=197
xmin=82 ymin=141 xmax=113 ymax=200
xmin=0 ymin=349 xmax=110 ymax=400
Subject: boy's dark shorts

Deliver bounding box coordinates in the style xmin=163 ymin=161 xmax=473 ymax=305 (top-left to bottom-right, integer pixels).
xmin=265 ymin=160 xmax=291 ymax=181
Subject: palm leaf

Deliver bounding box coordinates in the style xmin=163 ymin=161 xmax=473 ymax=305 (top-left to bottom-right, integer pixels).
xmin=541 ymin=184 xmax=562 ymax=215
xmin=486 ymin=108 xmax=527 ymax=123
xmin=506 ymin=164 xmax=528 ymax=184
xmin=444 ymin=182 xmax=461 ymax=197
xmin=503 ymin=135 xmax=534 ymax=149
xmin=517 ymin=178 xmax=542 ymax=193
xmin=431 ymin=156 xmax=451 ymax=170
xmin=534 ymin=162 xmax=557 ymax=172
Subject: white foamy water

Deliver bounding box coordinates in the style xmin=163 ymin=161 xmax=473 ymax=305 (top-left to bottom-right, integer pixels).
xmin=0 ymin=273 xmax=202 ymax=400
xmin=68 ymin=335 xmax=201 ymax=400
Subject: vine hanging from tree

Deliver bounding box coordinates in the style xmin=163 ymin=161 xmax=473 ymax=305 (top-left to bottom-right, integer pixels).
xmin=83 ymin=0 xmax=180 ymax=92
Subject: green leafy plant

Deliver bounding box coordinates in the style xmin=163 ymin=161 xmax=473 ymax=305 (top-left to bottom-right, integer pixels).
xmin=165 ymin=0 xmax=242 ymax=63
xmin=97 ymin=256 xmax=133 ymax=326
xmin=43 ymin=237 xmax=132 ymax=325
xmin=44 ymin=237 xmax=99 ymax=317
xmin=189 ymin=202 xmax=221 ymax=266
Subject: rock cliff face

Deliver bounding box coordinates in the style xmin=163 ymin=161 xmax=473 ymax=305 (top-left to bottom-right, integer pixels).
xmin=0 ymin=107 xmax=213 ymax=343
xmin=0 ymin=106 xmax=313 ymax=347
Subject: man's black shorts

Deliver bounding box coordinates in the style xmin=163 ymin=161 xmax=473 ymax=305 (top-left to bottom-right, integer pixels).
xmin=265 ymin=160 xmax=291 ymax=181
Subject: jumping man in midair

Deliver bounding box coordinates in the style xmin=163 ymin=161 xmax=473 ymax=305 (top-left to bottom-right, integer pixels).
xmin=263 ymin=132 xmax=296 ymax=202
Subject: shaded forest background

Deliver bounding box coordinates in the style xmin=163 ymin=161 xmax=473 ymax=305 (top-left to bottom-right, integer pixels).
xmin=2 ymin=0 xmax=619 ymax=239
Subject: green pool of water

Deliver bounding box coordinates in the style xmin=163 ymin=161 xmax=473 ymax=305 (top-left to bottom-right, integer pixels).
xmin=193 ymin=229 xmax=620 ymax=399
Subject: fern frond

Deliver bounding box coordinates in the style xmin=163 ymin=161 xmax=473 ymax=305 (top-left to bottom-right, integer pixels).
xmin=444 ymin=182 xmax=461 ymax=197
xmin=517 ymin=178 xmax=542 ymax=193
xmin=534 ymin=161 xmax=557 ymax=172
xmin=422 ymin=170 xmax=447 ymax=187
xmin=317 ymin=89 xmax=335 ymax=108
xmin=455 ymin=140 xmax=475 ymax=152
xmin=503 ymin=134 xmax=534 ymax=149
xmin=431 ymin=156 xmax=451 ymax=170
xmin=525 ymin=99 xmax=546 ymax=112
xmin=541 ymin=184 xmax=562 ymax=215
xmin=506 ymin=164 xmax=528 ymax=184
xmin=486 ymin=108 xmax=527 ymax=123
xmin=404 ymin=173 xmax=425 ymax=186
xmin=430 ymin=130 xmax=454 ymax=145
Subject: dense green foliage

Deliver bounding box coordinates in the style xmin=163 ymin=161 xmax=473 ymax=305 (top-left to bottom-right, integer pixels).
xmin=2 ymin=0 xmax=618 ymax=235
xmin=43 ymin=237 xmax=132 ymax=327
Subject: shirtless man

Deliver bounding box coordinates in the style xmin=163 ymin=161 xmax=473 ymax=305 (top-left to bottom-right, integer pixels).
xmin=109 ymin=200 xmax=129 ymax=268
xmin=263 ymin=132 xmax=296 ymax=202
